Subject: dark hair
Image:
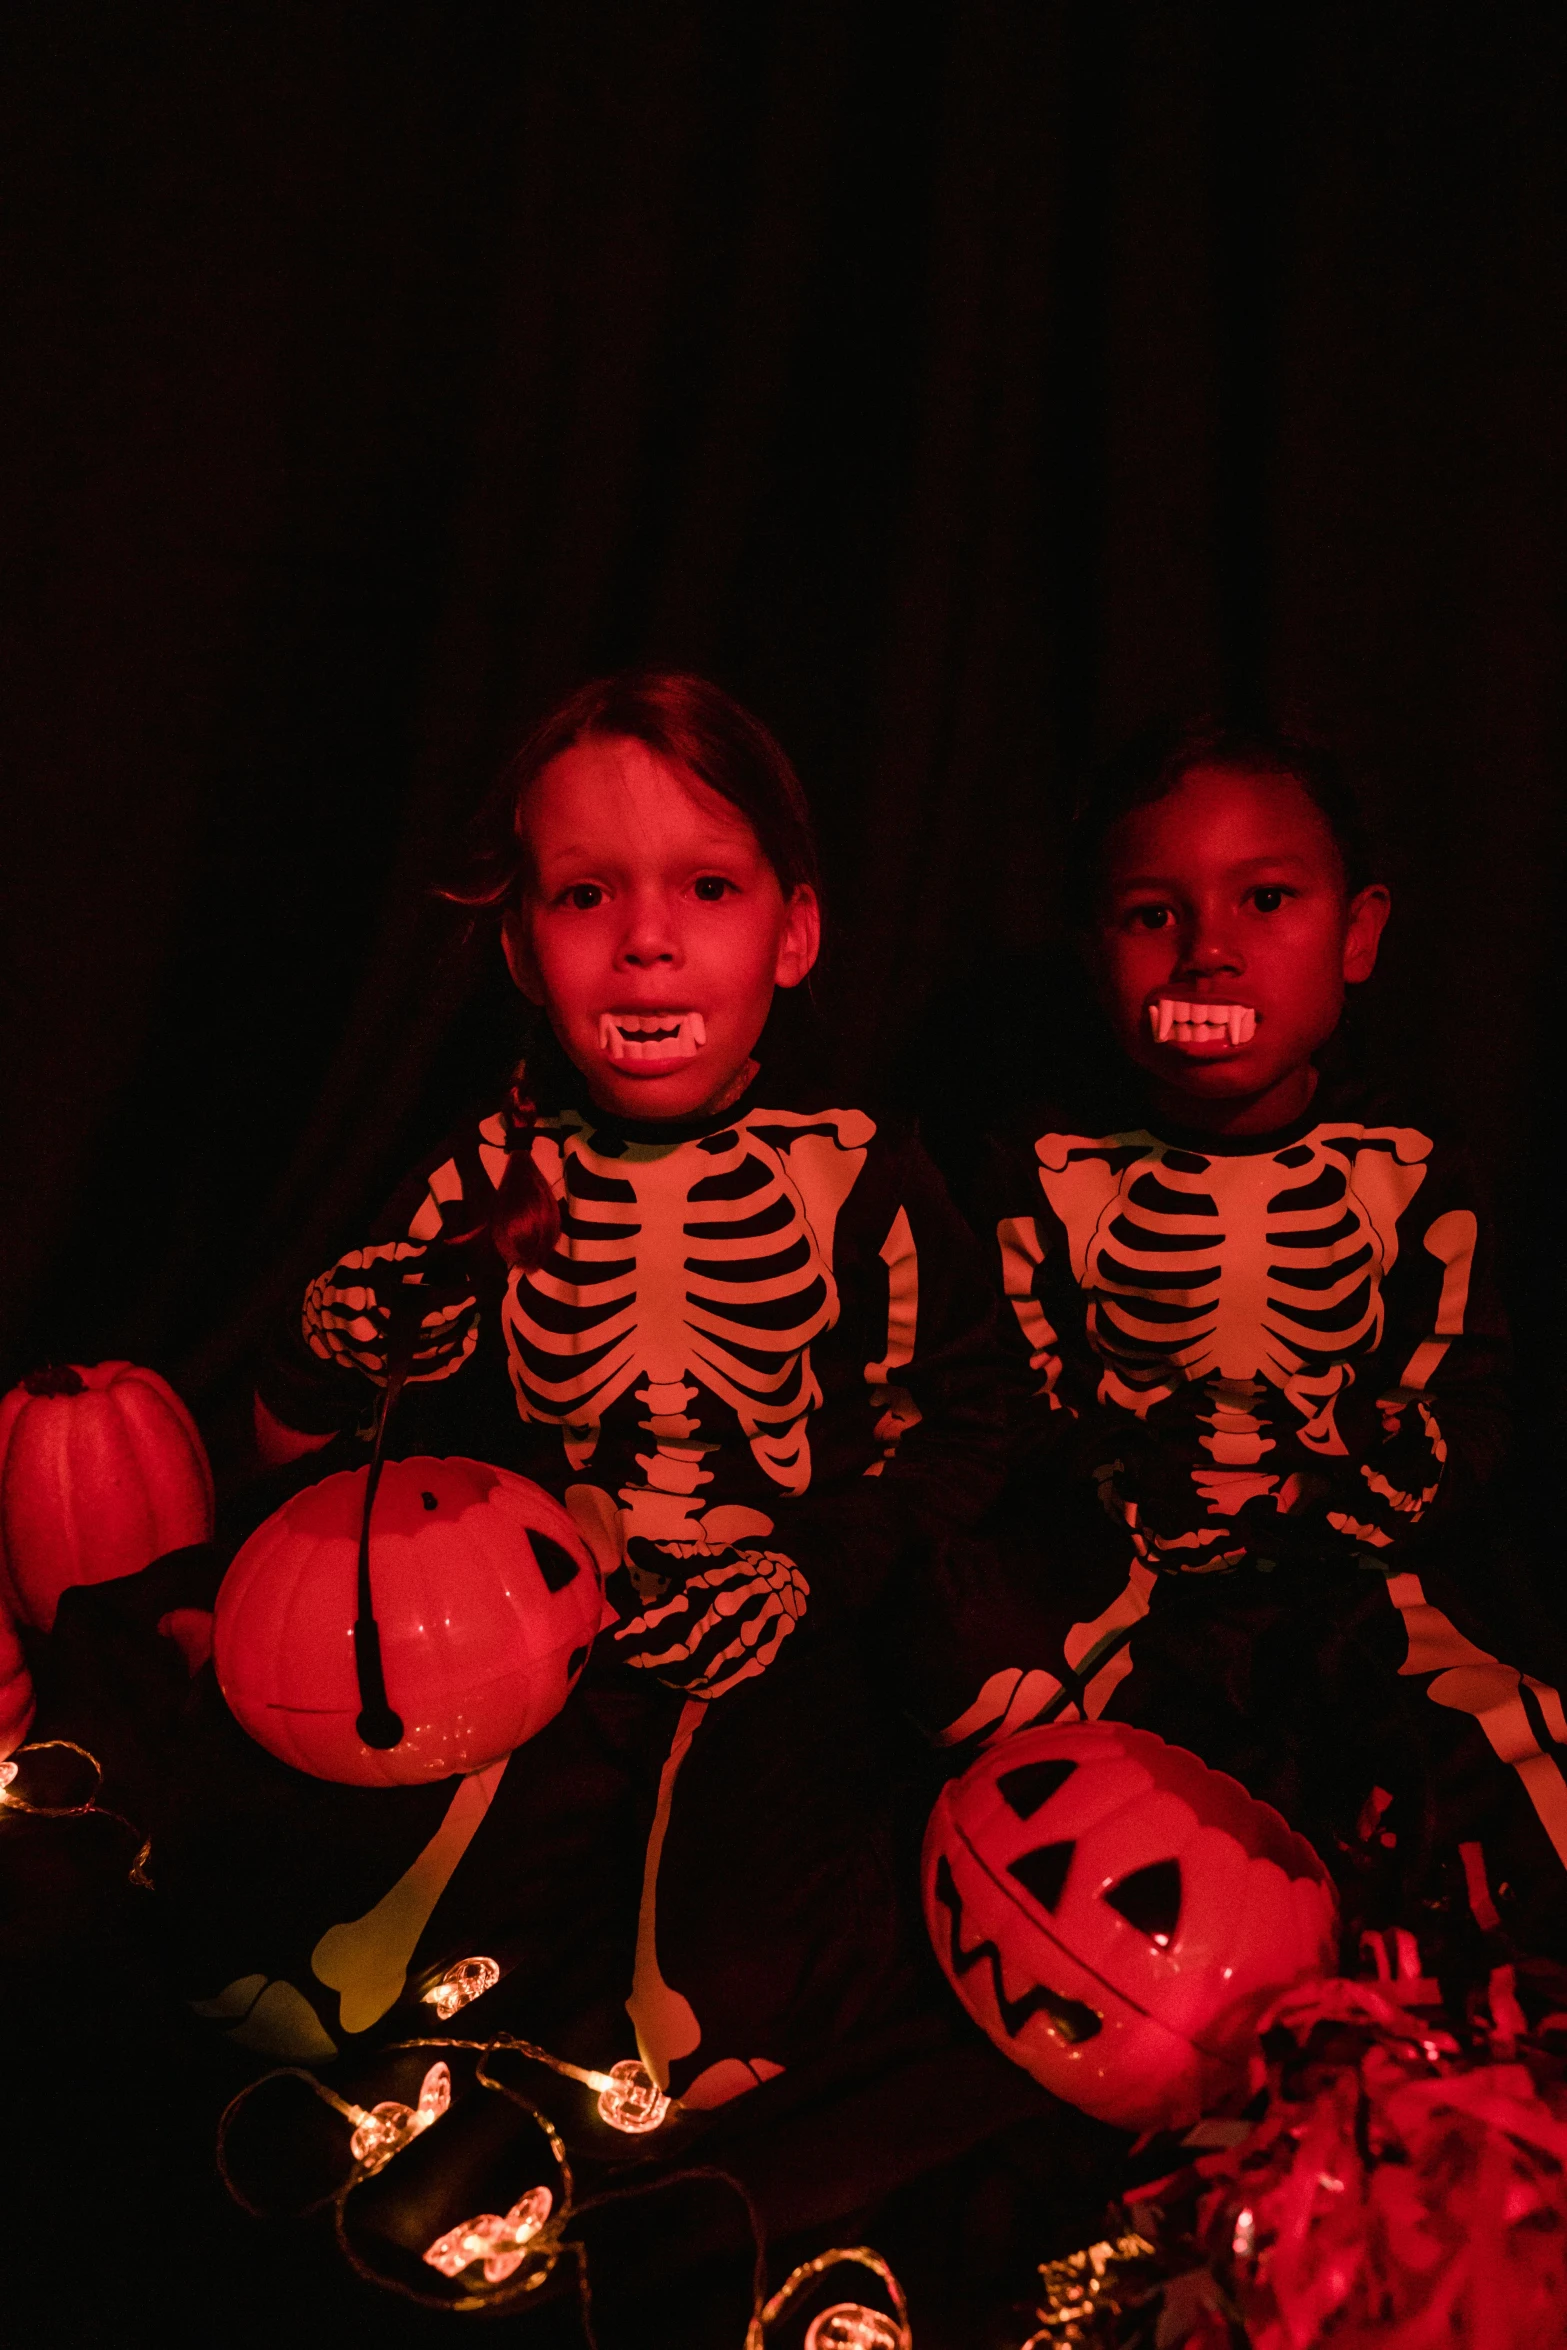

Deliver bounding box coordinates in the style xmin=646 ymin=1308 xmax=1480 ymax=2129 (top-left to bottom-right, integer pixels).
xmin=444 ymin=669 xmax=821 ymax=918
xmin=1064 ymin=720 xmax=1378 ymax=920
xmin=443 ymin=670 xmax=821 ymax=1271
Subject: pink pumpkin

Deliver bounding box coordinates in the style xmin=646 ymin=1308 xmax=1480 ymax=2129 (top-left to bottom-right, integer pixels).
xmin=0 ymin=1362 xmax=215 ymax=1631
xmin=0 ymin=1601 xmax=35 ymax=1759
xmin=924 ymin=1719 xmax=1338 ymax=2131
xmin=213 ymin=1455 xmax=603 ymax=1787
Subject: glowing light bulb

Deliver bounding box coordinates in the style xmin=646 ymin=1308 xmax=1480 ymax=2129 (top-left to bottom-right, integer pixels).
xmin=1232 ymin=2206 xmax=1256 ymax=2261
xmin=595 ymin=2057 xmax=670 ymax=2134
xmin=804 ymin=2308 xmax=906 ymax=2350
xmin=424 ymin=2186 xmax=554 ymax=2285
xmin=422 ymin=1955 xmax=500 ymax=2020
xmin=350 ymin=2059 xmax=451 ymax=2173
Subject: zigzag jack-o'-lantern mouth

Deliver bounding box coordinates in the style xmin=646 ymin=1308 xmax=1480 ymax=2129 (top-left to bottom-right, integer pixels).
xmin=931 ymin=1853 xmax=1103 ymax=2045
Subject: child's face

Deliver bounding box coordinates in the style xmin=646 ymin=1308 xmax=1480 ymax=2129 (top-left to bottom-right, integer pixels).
xmin=503 ymin=734 xmax=819 ymax=1119
xmin=1092 ymin=765 xmax=1389 ymax=1131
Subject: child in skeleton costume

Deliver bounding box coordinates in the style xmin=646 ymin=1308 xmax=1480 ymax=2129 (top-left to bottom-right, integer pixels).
xmin=931 ymin=725 xmax=1567 ymax=1964
xmin=206 ymin=673 xmax=1009 ymax=2105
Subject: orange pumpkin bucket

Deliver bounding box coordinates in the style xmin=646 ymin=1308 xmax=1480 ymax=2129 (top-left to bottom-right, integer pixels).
xmin=0 ymin=1362 xmax=214 ymax=1631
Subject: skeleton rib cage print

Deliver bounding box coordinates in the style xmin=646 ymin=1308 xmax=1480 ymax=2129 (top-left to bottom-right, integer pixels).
xmin=424 ymin=1101 xmax=909 ymax=1557
xmin=1041 ymin=1123 xmax=1433 ymax=1442
xmin=997 ymin=1118 xmax=1483 ymax=1561
xmin=501 ymin=1110 xmax=864 ymax=1482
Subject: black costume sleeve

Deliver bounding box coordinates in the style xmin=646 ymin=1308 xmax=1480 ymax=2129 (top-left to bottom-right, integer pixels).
xmin=763 ymin=1128 xmax=1016 ymax=1626
xmin=966 ymin=1123 xmax=1118 ymax=1485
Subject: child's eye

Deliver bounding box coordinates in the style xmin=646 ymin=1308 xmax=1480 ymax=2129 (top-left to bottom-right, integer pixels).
xmin=1127 ymin=904 xmax=1172 ymax=931
xmin=1248 ymin=885 xmax=1293 ymax=914
xmin=692 ymin=875 xmax=735 ymax=902
xmin=564 ymin=883 xmax=604 ymax=911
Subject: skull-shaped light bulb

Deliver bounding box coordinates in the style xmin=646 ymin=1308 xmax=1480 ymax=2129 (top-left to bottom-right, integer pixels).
xmin=804 ymin=2307 xmax=907 ymax=2350
xmin=422 ymin=1955 xmax=500 ymax=2020
xmin=350 ymin=2058 xmax=451 ymax=2172
xmin=425 ymin=2187 xmax=554 ymax=2286
xmin=595 ymin=2057 xmax=669 ymax=2134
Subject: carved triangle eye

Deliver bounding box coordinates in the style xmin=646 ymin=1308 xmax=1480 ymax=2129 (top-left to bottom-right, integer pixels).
xmin=1006 ymin=1839 xmax=1075 ymax=1913
xmin=531 ymin=1534 xmax=582 ymax=1592
xmin=996 ymin=1757 xmax=1077 ymax=1820
xmin=1104 ymin=1858 xmax=1182 ymax=1948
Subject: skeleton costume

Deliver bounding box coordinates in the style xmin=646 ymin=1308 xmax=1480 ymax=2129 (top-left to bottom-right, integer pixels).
xmin=113 ymin=1069 xmax=1008 ymax=2103
xmin=918 ymin=1074 xmax=1567 ymax=1962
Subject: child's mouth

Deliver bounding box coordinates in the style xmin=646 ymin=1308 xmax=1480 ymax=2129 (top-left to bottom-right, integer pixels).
xmin=1146 ymin=998 xmax=1256 ymax=1049
xmin=597 ymin=1011 xmax=707 ymax=1064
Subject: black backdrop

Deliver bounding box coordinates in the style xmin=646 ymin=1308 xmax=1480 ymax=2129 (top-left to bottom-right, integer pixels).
xmin=3 ymin=3 xmax=1563 ymax=1476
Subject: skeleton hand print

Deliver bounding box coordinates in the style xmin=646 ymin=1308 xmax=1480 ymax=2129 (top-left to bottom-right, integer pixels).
xmin=1326 ymin=1393 xmax=1448 ymax=1552
xmin=611 ymin=1538 xmax=809 ymax=1699
xmin=303 ymin=1241 xmax=480 ymax=1387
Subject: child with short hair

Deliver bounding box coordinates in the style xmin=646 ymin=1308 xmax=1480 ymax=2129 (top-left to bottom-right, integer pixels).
xmin=213 ymin=670 xmax=1010 ymax=2102
xmin=933 ymin=724 xmax=1566 ymax=1967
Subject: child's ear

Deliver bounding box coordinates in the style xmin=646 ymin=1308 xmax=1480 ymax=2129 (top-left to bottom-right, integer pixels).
xmin=773 ymin=885 xmax=821 ymax=990
xmin=1343 ymin=883 xmax=1391 ymax=984
xmin=501 ymin=907 xmax=545 ymax=1005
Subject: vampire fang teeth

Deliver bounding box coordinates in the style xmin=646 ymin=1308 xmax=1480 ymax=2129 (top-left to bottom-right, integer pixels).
xmin=1147 ymin=999 xmax=1256 ymax=1048
xmin=597 ymin=1012 xmax=707 ymax=1063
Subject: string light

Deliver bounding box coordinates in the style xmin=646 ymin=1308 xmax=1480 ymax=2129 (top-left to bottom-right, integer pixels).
xmin=746 ymin=2248 xmax=911 ymax=2350
xmin=219 ymin=2036 xmax=913 ymax=2338
xmin=424 ymin=2186 xmax=555 ymax=2286
xmin=804 ymin=2304 xmax=907 ymax=2350
xmin=594 ymin=2056 xmax=671 ymax=2134
xmin=0 ymin=1740 xmax=153 ymax=1886
xmin=421 ymin=1956 xmax=500 ymax=2020
xmin=348 ymin=2059 xmax=451 ymax=2173
xmin=478 ymin=2033 xmax=673 ymax=2135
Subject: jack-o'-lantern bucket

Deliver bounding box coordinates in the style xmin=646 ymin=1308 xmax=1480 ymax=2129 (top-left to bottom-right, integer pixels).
xmin=924 ymin=1718 xmax=1338 ymax=2131
xmin=213 ymin=1456 xmax=602 ymax=1788
xmin=0 ymin=1362 xmax=214 ymax=1631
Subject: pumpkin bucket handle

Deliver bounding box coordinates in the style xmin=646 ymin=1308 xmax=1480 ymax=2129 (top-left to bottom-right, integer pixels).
xmin=351 ymin=1279 xmax=426 ymax=1750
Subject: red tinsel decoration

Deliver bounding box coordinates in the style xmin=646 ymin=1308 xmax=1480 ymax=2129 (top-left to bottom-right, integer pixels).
xmin=1149 ymin=1975 xmax=1567 ymax=2350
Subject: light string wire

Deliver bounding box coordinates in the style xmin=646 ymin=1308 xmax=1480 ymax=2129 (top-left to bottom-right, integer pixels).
xmin=0 ymin=1739 xmax=154 ymax=1887
xmin=217 ymin=2032 xmax=910 ymax=2343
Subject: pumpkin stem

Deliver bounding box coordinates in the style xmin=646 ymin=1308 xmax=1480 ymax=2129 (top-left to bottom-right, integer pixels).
xmin=23 ymin=1363 xmax=87 ymax=1397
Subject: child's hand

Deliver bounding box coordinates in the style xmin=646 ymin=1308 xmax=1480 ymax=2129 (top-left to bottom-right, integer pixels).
xmin=1334 ymin=1396 xmax=1447 ymax=1545
xmin=302 ymin=1241 xmax=480 ymax=1386
xmin=610 ymin=1539 xmax=809 ymax=1699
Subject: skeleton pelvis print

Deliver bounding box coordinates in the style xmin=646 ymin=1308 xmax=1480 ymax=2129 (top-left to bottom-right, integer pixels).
xmin=1028 ymin=1123 xmax=1434 ymax=1462
xmin=496 ymin=1108 xmax=873 ymax=1553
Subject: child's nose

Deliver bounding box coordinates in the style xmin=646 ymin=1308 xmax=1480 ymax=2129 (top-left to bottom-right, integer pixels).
xmin=1178 ymin=920 xmax=1243 ymax=973
xmin=618 ymin=895 xmax=681 ymax=966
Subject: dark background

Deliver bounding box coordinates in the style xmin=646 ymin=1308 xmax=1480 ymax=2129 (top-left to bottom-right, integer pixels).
xmin=2 ymin=2 xmax=1562 ymax=1474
